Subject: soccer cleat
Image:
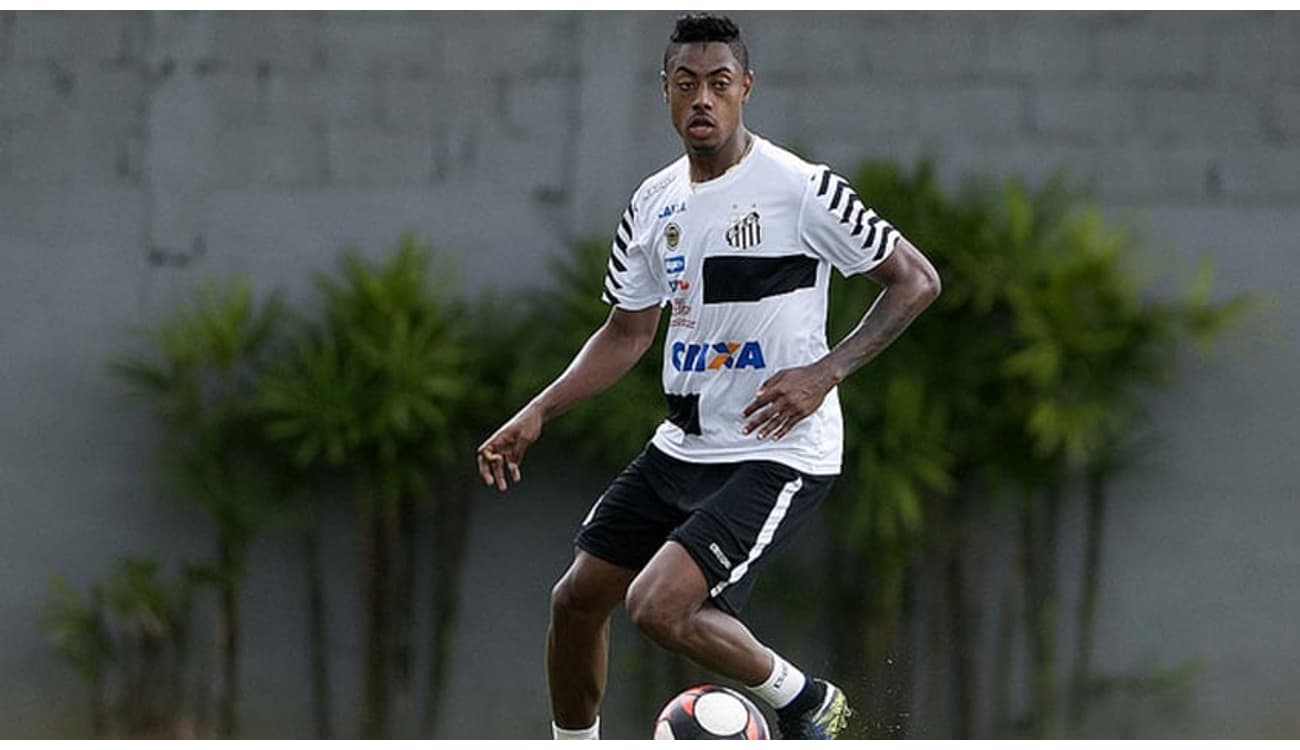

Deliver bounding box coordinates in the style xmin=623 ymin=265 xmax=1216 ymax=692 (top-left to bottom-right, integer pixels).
xmin=777 ymin=679 xmax=851 ymax=740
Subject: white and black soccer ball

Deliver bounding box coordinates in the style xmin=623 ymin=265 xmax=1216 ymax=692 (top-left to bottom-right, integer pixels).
xmin=652 ymin=684 xmax=770 ymax=740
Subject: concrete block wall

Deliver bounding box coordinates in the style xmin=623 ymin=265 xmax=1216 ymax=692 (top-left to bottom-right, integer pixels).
xmin=2 ymin=10 xmax=1298 ymax=739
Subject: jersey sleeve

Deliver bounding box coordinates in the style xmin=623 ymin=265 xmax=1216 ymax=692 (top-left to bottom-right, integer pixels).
xmin=799 ymin=166 xmax=903 ymax=277
xmin=601 ymin=196 xmax=665 ymax=311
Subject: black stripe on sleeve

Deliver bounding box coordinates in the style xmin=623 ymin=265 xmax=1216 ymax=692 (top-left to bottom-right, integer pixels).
xmin=702 ymin=255 xmax=818 ymax=304
xmin=816 ymin=169 xmax=832 ymax=197
xmin=850 ymin=207 xmax=869 ymax=237
xmin=861 ymin=214 xmax=882 ymax=250
xmin=603 ymin=279 xmax=621 ymax=305
xmin=609 ymin=249 xmax=627 ymax=273
xmin=873 ymin=228 xmax=897 ymax=260
xmin=840 ymin=192 xmax=863 ymax=224
xmin=829 ymin=180 xmax=848 ymax=212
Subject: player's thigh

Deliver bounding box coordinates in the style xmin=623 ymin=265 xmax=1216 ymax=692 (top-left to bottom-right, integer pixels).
xmin=551 ymin=549 xmax=639 ymax=619
xmin=573 ymin=445 xmax=685 ymax=576
xmin=670 ymin=461 xmax=834 ymax=616
xmin=624 ymin=540 xmax=711 ymax=621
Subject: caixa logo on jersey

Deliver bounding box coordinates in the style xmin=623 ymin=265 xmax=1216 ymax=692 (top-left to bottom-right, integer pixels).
xmin=671 ymin=340 xmax=766 ymax=372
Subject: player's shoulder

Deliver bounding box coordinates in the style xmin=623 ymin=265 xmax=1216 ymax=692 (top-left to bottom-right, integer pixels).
xmin=751 ymin=136 xmax=827 ymax=194
xmin=629 ymin=155 xmax=690 ymax=220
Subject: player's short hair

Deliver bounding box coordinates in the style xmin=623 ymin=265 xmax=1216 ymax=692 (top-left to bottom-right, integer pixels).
xmin=663 ymin=13 xmax=750 ymax=73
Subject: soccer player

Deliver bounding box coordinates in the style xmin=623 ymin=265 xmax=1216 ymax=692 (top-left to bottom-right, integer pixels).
xmin=476 ymin=13 xmax=941 ymax=740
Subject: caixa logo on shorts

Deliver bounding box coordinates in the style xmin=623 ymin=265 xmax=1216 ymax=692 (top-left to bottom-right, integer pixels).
xmin=670 ymin=341 xmax=766 ymax=372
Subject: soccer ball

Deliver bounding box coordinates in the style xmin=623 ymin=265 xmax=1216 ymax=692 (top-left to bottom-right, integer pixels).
xmin=652 ymin=684 xmax=770 ymax=740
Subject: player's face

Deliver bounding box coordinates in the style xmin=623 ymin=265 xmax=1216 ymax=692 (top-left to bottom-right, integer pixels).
xmin=662 ymin=42 xmax=752 ymax=155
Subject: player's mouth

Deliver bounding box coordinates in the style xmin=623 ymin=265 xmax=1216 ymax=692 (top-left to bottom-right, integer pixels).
xmin=687 ymin=116 xmax=716 ymax=139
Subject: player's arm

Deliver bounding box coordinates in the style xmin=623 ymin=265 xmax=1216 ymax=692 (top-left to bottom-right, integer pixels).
xmin=476 ymin=304 xmax=662 ymax=491
xmin=742 ymin=238 xmax=940 ymax=439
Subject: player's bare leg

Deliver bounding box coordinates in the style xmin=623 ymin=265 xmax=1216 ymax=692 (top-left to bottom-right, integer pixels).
xmin=625 ymin=541 xmax=849 ymax=739
xmin=623 ymin=541 xmax=771 ymax=682
xmin=547 ymin=550 xmax=637 ymax=732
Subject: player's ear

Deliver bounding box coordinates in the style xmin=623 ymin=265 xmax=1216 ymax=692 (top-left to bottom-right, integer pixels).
xmin=741 ymin=69 xmax=754 ymax=102
xmin=660 ymin=70 xmax=669 ymax=102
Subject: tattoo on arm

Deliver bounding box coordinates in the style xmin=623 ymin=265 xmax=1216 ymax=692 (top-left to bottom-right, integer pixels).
xmin=825 ymin=283 xmax=932 ymax=383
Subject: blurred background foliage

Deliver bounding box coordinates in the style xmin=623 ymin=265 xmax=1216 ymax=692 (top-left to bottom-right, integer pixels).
xmin=43 ymin=158 xmax=1248 ymax=738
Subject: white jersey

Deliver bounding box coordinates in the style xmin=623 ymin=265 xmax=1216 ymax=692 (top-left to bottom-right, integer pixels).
xmin=601 ymin=136 xmax=903 ymax=475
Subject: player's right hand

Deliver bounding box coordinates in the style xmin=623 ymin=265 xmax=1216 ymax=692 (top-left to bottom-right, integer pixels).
xmin=475 ymin=404 xmax=544 ymax=492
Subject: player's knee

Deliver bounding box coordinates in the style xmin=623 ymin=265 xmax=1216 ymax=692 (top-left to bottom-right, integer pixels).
xmin=626 ymin=584 xmax=688 ymax=648
xmin=550 ymin=571 xmax=610 ymax=623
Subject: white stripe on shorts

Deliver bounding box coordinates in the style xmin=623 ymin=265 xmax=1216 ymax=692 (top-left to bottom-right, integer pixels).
xmin=709 ymin=476 xmax=803 ymax=600
xmin=581 ymin=492 xmax=605 ymax=526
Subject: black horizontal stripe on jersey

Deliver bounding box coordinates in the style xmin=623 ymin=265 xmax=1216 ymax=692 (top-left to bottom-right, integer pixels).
xmin=702 ymin=254 xmax=818 ymax=304
xmin=664 ymin=392 xmax=701 ymax=436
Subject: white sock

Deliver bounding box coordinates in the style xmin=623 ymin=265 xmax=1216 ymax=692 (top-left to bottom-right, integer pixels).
xmin=746 ymin=649 xmax=808 ymax=710
xmin=552 ymin=717 xmax=599 ymax=740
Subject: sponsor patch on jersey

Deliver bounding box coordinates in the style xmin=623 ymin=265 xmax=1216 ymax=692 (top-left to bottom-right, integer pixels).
xmin=670 ymin=340 xmax=766 ymax=372
xmin=665 ymin=222 xmax=681 ymax=248
xmin=669 ymin=297 xmax=696 ymax=329
xmin=726 ymin=210 xmax=761 ymax=249
xmin=644 ymin=172 xmax=677 ymax=200
xmin=665 ymin=255 xmax=686 ymax=275
xmin=658 ymin=201 xmax=687 ymax=219
xmin=670 ymin=278 xmax=691 ymax=293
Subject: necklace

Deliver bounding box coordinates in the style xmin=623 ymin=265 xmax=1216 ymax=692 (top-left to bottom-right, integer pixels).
xmin=691 ymin=132 xmax=755 ymax=186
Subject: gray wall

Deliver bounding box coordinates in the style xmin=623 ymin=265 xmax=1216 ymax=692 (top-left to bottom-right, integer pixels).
xmin=1 ymin=10 xmax=1297 ymax=738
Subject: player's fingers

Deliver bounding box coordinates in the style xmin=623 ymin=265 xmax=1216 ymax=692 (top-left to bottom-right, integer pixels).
xmin=743 ymin=384 xmax=785 ymax=418
xmin=742 ymin=406 xmax=772 ymax=434
xmin=508 ymin=461 xmax=522 ymax=483
xmin=771 ymin=410 xmax=805 ymax=440
xmin=744 ymin=373 xmax=787 ymax=417
xmin=490 ymin=456 xmax=509 ymax=492
xmin=476 ymin=449 xmax=497 ymax=486
xmin=751 ymin=406 xmax=785 ymax=439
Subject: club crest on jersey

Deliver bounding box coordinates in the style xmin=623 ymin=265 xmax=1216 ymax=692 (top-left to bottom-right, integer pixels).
xmin=726 ymin=210 xmax=761 ymax=249
xmin=670 ymin=340 xmax=766 ymax=372
xmin=665 ymin=222 xmax=681 ymax=248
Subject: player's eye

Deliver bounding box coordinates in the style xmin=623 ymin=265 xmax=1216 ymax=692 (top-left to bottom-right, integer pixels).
xmin=712 ymin=80 xmax=730 ymax=91
xmin=676 ymin=81 xmax=694 ymax=92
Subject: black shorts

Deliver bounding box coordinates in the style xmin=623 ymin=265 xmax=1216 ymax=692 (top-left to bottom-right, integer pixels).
xmin=574 ymin=443 xmax=835 ymax=616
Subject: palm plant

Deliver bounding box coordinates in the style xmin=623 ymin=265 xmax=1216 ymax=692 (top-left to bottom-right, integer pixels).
xmin=109 ymin=280 xmax=287 ymax=738
xmin=42 ymin=556 xmax=213 ymax=738
xmin=825 ymin=158 xmax=1247 ymax=739
xmin=42 ymin=578 xmax=113 ymax=736
xmin=257 ymin=235 xmax=471 ymax=738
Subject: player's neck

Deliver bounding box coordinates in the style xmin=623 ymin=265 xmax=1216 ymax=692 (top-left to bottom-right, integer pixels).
xmin=687 ymin=129 xmax=754 ymax=184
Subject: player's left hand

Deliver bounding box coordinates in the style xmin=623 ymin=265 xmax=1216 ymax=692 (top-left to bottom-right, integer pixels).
xmin=741 ymin=363 xmax=837 ymax=440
